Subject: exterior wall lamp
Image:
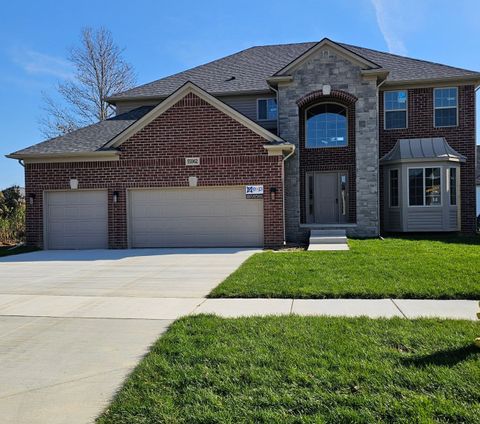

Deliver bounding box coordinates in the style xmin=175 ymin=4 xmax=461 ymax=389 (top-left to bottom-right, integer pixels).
xmin=113 ymin=191 xmax=120 ymax=203
xmin=28 ymin=193 xmax=36 ymax=206
xmin=69 ymin=179 xmax=79 ymax=190
xmin=270 ymin=187 xmax=277 ymax=201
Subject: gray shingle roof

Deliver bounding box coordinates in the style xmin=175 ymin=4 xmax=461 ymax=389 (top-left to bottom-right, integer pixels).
xmin=380 ymin=138 xmax=466 ymax=163
xmin=109 ymin=41 xmax=479 ymax=100
xmin=10 ymin=106 xmax=154 ymax=156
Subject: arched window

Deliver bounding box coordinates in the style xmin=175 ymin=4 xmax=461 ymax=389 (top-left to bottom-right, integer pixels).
xmin=305 ymin=103 xmax=347 ymax=148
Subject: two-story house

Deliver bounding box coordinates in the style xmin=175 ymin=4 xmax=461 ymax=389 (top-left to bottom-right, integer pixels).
xmin=7 ymin=38 xmax=479 ymax=249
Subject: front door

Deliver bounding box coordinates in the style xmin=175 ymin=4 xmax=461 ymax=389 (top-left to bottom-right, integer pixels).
xmin=306 ymin=172 xmax=348 ymax=224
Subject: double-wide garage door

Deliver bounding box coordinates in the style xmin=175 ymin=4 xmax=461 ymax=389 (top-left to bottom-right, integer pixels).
xmin=44 ymin=187 xmax=264 ymax=249
xmin=129 ymin=187 xmax=264 ymax=247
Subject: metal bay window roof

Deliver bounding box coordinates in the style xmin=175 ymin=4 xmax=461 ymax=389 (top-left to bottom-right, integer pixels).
xmin=380 ymin=138 xmax=466 ymax=164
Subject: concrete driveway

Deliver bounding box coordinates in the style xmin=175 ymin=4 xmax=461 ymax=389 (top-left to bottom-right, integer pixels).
xmin=0 ymin=248 xmax=257 ymax=424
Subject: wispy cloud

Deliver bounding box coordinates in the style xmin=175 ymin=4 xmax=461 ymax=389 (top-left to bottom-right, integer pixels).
xmin=371 ymin=0 xmax=408 ymax=56
xmin=10 ymin=47 xmax=74 ymax=80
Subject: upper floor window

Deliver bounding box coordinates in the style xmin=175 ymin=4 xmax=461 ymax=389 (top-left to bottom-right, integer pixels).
xmin=384 ymin=90 xmax=407 ymax=129
xmin=434 ymin=87 xmax=457 ymax=127
xmin=257 ymin=98 xmax=277 ymax=121
xmin=305 ymin=103 xmax=347 ymax=148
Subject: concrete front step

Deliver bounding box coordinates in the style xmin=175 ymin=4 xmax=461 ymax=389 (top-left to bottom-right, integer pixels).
xmin=310 ymin=229 xmax=347 ymax=237
xmin=308 ymin=229 xmax=349 ymax=251
xmin=308 ymin=243 xmax=350 ymax=251
xmin=310 ymin=236 xmax=347 ymax=244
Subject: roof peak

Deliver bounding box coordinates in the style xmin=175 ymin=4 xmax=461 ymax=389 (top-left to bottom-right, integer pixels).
xmin=253 ymin=39 xmax=477 ymax=75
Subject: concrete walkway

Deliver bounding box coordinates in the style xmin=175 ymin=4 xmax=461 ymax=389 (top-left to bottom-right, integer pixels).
xmin=0 ymin=249 xmax=477 ymax=424
xmin=0 ymin=248 xmax=258 ymax=424
xmin=194 ymin=298 xmax=479 ymax=320
xmin=1 ymin=295 xmax=476 ymax=321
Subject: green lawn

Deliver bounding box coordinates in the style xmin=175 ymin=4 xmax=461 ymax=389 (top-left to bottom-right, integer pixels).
xmin=0 ymin=245 xmax=38 ymax=257
xmin=210 ymin=236 xmax=480 ymax=299
xmin=97 ymin=315 xmax=480 ymax=423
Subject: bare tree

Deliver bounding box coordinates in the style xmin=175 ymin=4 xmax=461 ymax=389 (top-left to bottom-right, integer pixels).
xmin=40 ymin=27 xmax=136 ymax=138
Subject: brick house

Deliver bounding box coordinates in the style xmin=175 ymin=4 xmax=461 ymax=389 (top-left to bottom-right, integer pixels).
xmin=7 ymin=38 xmax=479 ymax=249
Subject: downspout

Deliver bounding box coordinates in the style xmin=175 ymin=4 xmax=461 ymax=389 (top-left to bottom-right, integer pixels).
xmin=268 ymin=83 xmax=289 ymax=245
xmin=18 ymin=160 xmax=25 ymax=167
xmin=376 ymin=78 xmax=387 ymax=237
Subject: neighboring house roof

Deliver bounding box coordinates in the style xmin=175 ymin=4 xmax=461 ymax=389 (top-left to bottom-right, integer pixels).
xmin=9 ymin=106 xmax=154 ymax=157
xmin=108 ymin=39 xmax=480 ymax=101
xmin=380 ymin=138 xmax=466 ymax=164
xmin=8 ymin=82 xmax=290 ymax=159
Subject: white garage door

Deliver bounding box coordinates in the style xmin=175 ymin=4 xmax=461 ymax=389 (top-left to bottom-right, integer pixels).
xmin=129 ymin=187 xmax=264 ymax=247
xmin=45 ymin=191 xmax=108 ymax=249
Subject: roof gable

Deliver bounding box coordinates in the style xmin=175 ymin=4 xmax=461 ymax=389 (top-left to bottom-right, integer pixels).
xmin=104 ymin=81 xmax=284 ymax=149
xmin=273 ymin=38 xmax=381 ymax=76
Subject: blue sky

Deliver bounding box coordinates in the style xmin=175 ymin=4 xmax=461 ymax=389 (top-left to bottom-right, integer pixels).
xmin=0 ymin=0 xmax=479 ymax=188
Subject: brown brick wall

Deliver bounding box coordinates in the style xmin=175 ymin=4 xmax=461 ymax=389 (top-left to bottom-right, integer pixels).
xmin=298 ymin=93 xmax=357 ymax=224
xmin=25 ymin=93 xmax=285 ymax=248
xmin=379 ymin=85 xmax=477 ymax=233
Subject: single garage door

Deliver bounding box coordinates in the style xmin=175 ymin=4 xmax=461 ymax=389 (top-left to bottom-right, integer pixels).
xmin=129 ymin=187 xmax=264 ymax=247
xmin=45 ymin=190 xmax=108 ymax=249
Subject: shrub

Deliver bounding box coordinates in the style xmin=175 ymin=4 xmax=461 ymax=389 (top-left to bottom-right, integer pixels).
xmin=0 ymin=186 xmax=25 ymax=245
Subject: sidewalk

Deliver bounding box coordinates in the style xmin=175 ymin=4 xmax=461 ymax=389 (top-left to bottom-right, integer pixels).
xmin=0 ymin=294 xmax=477 ymax=320
xmin=194 ymin=298 xmax=478 ymax=320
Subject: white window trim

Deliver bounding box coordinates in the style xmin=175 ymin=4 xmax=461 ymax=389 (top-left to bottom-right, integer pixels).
xmin=384 ymin=90 xmax=408 ymax=130
xmin=257 ymin=98 xmax=277 ymax=121
xmin=433 ymin=87 xmax=458 ymax=128
xmin=389 ymin=168 xmax=400 ymax=208
xmin=407 ymin=166 xmax=442 ymax=207
xmin=304 ymin=102 xmax=349 ymax=149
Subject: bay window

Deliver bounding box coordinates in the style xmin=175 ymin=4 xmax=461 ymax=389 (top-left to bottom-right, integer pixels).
xmin=408 ymin=167 xmax=441 ymax=206
xmin=389 ymin=169 xmax=399 ymax=207
xmin=449 ymin=168 xmax=457 ymax=206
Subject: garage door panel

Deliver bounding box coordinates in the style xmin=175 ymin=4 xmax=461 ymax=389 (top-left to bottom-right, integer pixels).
xmin=138 ymin=202 xmax=263 ymax=219
xmin=49 ymin=205 xmax=106 ymax=220
xmin=46 ymin=191 xmax=108 ymax=249
xmin=133 ymin=216 xmax=261 ymax=234
xmin=130 ymin=187 xmax=264 ymax=247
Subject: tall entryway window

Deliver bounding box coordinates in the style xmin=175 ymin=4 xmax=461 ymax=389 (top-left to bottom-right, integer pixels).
xmin=305 ymin=103 xmax=348 ymax=148
xmin=305 ymin=171 xmax=348 ymax=224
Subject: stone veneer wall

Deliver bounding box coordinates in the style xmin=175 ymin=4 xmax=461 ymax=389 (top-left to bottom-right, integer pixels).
xmin=278 ymin=47 xmax=379 ymax=243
